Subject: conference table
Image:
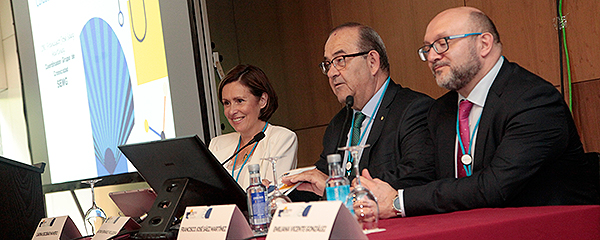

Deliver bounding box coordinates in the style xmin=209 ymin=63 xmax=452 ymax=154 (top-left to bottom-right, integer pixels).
xmin=251 ymin=205 xmax=599 ymax=240
xmin=96 ymin=205 xmax=599 ymax=239
xmin=367 ymin=205 xmax=600 ymax=240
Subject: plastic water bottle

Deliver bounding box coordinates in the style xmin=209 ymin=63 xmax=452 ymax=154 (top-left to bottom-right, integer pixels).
xmin=325 ymin=154 xmax=351 ymax=203
xmin=246 ymin=164 xmax=269 ymax=235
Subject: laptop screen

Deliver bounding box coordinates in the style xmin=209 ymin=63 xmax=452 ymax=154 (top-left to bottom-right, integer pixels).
xmin=118 ymin=135 xmax=247 ymax=212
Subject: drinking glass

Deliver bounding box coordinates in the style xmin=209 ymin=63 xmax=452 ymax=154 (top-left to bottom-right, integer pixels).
xmin=82 ymin=179 xmax=107 ymax=235
xmin=261 ymin=156 xmax=291 ymax=218
xmin=339 ymin=144 xmax=380 ymax=231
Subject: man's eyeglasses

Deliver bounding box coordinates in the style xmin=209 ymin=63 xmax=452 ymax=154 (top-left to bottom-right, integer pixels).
xmin=417 ymin=33 xmax=482 ymax=61
xmin=319 ymin=51 xmax=370 ymax=75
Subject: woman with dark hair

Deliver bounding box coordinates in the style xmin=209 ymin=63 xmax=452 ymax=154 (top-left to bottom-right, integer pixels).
xmin=209 ymin=64 xmax=297 ymax=189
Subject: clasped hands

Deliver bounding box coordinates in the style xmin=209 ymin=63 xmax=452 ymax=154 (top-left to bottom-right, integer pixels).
xmin=281 ymin=168 xmax=400 ymax=219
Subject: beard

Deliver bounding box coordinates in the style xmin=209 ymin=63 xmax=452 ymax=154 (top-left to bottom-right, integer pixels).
xmin=432 ymin=46 xmax=482 ymax=91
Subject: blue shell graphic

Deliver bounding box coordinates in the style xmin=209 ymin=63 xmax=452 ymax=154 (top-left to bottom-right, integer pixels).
xmin=80 ymin=17 xmax=134 ymax=175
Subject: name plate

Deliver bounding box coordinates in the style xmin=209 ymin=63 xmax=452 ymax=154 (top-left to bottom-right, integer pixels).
xmin=31 ymin=216 xmax=81 ymax=240
xmin=177 ymin=204 xmax=253 ymax=240
xmin=91 ymin=216 xmax=140 ymax=240
xmin=266 ymin=201 xmax=367 ymax=240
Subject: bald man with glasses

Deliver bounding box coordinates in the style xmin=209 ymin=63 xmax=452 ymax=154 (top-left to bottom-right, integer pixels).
xmin=283 ymin=22 xmax=435 ymax=199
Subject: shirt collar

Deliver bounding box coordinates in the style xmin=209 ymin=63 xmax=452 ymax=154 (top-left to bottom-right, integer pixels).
xmin=359 ymin=77 xmax=390 ymax=118
xmin=459 ymin=56 xmax=504 ymax=106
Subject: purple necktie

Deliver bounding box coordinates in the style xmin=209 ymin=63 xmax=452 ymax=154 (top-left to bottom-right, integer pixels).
xmin=457 ymin=100 xmax=473 ymax=178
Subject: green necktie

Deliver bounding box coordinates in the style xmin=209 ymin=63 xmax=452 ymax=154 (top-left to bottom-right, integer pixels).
xmin=348 ymin=112 xmax=366 ymax=176
xmin=351 ymin=112 xmax=366 ymax=146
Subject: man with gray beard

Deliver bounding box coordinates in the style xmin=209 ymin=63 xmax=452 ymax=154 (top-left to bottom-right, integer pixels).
xmin=359 ymin=6 xmax=599 ymax=218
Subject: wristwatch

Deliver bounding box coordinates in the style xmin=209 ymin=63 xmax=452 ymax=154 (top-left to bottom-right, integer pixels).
xmin=392 ymin=194 xmax=403 ymax=217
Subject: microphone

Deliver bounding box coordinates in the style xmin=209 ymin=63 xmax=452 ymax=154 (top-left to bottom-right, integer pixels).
xmin=221 ymin=132 xmax=266 ymax=166
xmin=336 ymin=95 xmax=354 ymax=155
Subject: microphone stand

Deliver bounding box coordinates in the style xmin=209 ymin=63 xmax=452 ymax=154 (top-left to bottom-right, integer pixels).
xmin=221 ymin=132 xmax=265 ymax=167
xmin=336 ymin=96 xmax=354 ymax=155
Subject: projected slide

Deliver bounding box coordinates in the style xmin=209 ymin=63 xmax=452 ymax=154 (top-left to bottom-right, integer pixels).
xmin=27 ymin=0 xmax=175 ymax=183
xmin=80 ymin=18 xmax=134 ymax=175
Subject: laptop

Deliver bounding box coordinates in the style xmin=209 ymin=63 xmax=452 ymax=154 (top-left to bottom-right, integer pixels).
xmin=109 ymin=188 xmax=157 ymax=218
xmin=118 ymin=135 xmax=247 ymax=213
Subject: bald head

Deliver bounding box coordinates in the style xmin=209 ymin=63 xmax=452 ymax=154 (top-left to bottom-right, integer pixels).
xmin=422 ymin=7 xmax=502 ymax=96
xmin=428 ymin=7 xmax=500 ymax=45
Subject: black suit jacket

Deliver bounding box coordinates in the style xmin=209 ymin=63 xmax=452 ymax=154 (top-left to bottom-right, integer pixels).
xmin=403 ymin=60 xmax=599 ymax=216
xmin=314 ymin=80 xmax=435 ymax=189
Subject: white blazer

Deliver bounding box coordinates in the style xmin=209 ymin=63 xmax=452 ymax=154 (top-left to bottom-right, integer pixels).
xmin=209 ymin=124 xmax=298 ymax=190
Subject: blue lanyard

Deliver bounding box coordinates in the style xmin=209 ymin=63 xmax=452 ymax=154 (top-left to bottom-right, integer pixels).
xmin=232 ymin=122 xmax=268 ymax=181
xmin=346 ymin=78 xmax=390 ymax=175
xmin=455 ymin=102 xmax=482 ymax=176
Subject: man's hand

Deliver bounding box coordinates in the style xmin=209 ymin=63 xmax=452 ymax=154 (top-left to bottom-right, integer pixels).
xmin=281 ymin=168 xmax=328 ymax=196
xmin=262 ymin=179 xmax=271 ymax=187
xmin=357 ymin=169 xmax=400 ymax=219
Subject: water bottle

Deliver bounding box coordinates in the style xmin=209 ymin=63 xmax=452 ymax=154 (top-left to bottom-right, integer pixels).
xmin=325 ymin=154 xmax=351 ymax=203
xmin=246 ymin=164 xmax=269 ymax=235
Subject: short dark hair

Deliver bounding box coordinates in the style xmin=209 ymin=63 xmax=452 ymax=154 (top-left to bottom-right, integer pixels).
xmin=330 ymin=22 xmax=390 ymax=74
xmin=218 ymin=64 xmax=278 ymax=121
xmin=470 ymin=11 xmax=501 ymax=44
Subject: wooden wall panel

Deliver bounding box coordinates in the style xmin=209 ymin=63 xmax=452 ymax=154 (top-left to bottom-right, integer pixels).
xmin=563 ymin=1 xmax=600 ymax=82
xmin=329 ymin=0 xmax=463 ymax=99
xmin=276 ymin=0 xmax=340 ymax=129
xmin=572 ymin=80 xmax=600 ymax=153
xmin=369 ymin=0 xmax=462 ymax=99
xmin=466 ymin=0 xmax=561 ymax=86
xmin=295 ymin=125 xmax=328 ymax=167
xmin=329 ymin=0 xmax=373 ymax=25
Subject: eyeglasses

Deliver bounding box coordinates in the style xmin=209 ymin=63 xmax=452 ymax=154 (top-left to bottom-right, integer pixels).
xmin=417 ymin=33 xmax=482 ymax=61
xmin=319 ymin=51 xmax=370 ymax=75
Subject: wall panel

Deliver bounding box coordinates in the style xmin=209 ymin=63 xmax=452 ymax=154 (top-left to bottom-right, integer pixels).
xmin=329 ymin=0 xmax=373 ymax=26
xmin=369 ymin=0 xmax=462 ymax=98
xmin=295 ymin=125 xmax=328 ymax=167
xmin=466 ymin=0 xmax=560 ymax=86
xmin=562 ymin=0 xmax=600 ymax=82
xmin=572 ymin=79 xmax=600 ymax=153
xmin=276 ymin=0 xmax=340 ymax=130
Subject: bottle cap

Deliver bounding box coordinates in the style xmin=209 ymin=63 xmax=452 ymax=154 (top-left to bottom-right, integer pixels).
xmin=248 ymin=163 xmax=260 ymax=172
xmin=327 ymin=154 xmax=341 ymax=163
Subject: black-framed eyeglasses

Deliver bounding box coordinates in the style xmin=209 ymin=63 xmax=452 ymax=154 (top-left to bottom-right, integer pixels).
xmin=417 ymin=32 xmax=482 ymax=61
xmin=319 ymin=51 xmax=370 ymax=75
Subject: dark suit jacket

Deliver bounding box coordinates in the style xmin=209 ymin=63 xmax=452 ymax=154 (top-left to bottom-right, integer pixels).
xmin=403 ymin=60 xmax=599 ymax=216
xmin=314 ymin=80 xmax=435 ymax=189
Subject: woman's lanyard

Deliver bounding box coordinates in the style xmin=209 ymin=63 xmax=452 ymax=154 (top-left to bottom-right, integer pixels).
xmin=232 ymin=122 xmax=268 ymax=181
xmin=456 ymin=105 xmax=482 ymax=177
xmin=346 ymin=78 xmax=390 ymax=175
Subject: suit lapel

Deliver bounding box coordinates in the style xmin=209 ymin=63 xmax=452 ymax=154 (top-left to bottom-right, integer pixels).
xmin=437 ymin=94 xmax=459 ymax=178
xmin=473 ymin=60 xmax=511 ymax=170
xmin=359 ymin=81 xmax=397 ymax=170
xmin=474 ymin=98 xmax=493 ymax=171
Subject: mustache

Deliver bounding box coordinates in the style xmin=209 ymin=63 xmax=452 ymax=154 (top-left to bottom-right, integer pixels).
xmin=432 ymin=61 xmax=450 ymax=70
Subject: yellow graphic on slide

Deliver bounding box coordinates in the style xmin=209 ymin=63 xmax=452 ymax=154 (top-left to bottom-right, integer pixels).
xmin=129 ymin=0 xmax=168 ymax=85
